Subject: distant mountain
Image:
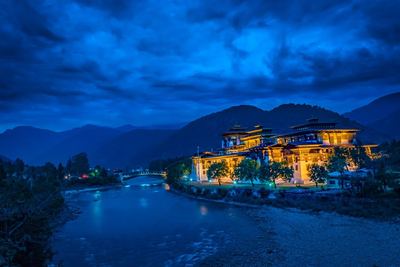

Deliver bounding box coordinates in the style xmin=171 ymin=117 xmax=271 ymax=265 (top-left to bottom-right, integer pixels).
xmin=0 ymin=126 xmax=62 ymax=163
xmin=114 ymin=123 xmax=185 ymax=131
xmin=114 ymin=124 xmax=139 ymax=132
xmin=156 ymin=104 xmax=388 ymax=159
xmin=37 ymin=124 xmax=123 ymax=165
xmin=343 ymin=92 xmax=400 ymax=125
xmin=367 ymin=109 xmax=400 ymax=140
xmin=343 ymin=92 xmax=400 ymax=138
xmin=95 ymin=129 xmax=176 ymax=168
xmin=145 ymin=122 xmax=187 ymax=129
xmin=155 ymin=105 xmax=267 ymax=158
xmin=0 ymin=124 xmax=177 ymax=167
xmin=0 ymin=103 xmax=393 ymax=168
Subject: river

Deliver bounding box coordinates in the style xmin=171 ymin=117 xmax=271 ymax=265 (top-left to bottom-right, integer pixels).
xmin=51 ymin=176 xmax=400 ymax=267
xmin=51 ymin=176 xmax=265 ymax=266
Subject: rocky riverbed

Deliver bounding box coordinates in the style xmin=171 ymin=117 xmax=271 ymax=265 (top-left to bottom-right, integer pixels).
xmin=200 ymin=206 xmax=400 ymax=266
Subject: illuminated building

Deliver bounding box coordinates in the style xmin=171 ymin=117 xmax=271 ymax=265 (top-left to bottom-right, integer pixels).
xmin=192 ymin=119 xmax=376 ymax=185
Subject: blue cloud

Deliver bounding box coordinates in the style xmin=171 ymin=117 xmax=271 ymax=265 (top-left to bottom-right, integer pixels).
xmin=0 ymin=0 xmax=399 ymax=131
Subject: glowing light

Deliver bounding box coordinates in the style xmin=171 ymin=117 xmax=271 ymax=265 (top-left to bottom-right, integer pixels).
xmin=200 ymin=205 xmax=208 ymax=216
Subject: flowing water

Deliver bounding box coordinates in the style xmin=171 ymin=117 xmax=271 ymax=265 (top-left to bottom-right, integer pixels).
xmin=51 ymin=176 xmax=259 ymax=266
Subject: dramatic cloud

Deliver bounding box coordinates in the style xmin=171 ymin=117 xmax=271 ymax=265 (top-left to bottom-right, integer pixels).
xmin=0 ymin=0 xmax=399 ymax=130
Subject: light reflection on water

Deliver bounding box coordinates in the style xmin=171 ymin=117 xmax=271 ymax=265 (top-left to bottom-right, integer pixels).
xmin=200 ymin=205 xmax=208 ymax=216
xmin=51 ymin=176 xmax=256 ymax=266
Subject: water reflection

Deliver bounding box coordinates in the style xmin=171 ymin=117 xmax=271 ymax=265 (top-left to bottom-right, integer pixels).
xmin=94 ymin=190 xmax=101 ymax=200
xmin=200 ymin=205 xmax=208 ymax=216
xmin=52 ymin=176 xmax=256 ymax=266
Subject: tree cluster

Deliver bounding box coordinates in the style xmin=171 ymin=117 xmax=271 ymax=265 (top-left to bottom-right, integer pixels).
xmin=205 ymin=159 xmax=294 ymax=188
xmin=315 ymin=146 xmax=399 ymax=193
xmin=65 ymin=152 xmax=90 ymax=176
xmin=164 ymin=158 xmax=191 ymax=186
xmin=0 ymin=158 xmax=64 ymax=266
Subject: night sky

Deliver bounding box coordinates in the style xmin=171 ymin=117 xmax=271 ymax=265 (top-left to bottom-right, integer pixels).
xmin=1 ymin=0 xmax=400 ymax=131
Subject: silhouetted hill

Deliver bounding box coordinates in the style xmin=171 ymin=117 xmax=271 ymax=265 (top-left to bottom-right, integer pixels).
xmin=343 ymin=92 xmax=400 ymax=125
xmin=155 ymin=104 xmax=388 ymax=159
xmin=368 ymin=109 xmax=400 ymax=140
xmin=0 ymin=103 xmax=393 ymax=167
xmin=155 ymin=105 xmax=266 ymax=158
xmin=0 ymin=125 xmax=176 ymax=167
xmin=95 ymin=129 xmax=176 ymax=168
xmin=114 ymin=124 xmax=139 ymax=132
xmin=37 ymin=125 xmax=123 ymax=164
xmin=0 ymin=126 xmax=62 ymax=163
xmin=343 ymin=92 xmax=400 ymax=139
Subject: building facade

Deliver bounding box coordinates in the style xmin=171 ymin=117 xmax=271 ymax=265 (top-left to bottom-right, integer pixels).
xmin=192 ymin=119 xmax=376 ymax=185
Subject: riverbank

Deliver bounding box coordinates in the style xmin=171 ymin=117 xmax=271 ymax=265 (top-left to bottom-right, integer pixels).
xmin=51 ymin=177 xmax=400 ymax=266
xmin=64 ymin=183 xmax=123 ymax=194
xmin=199 ymin=206 xmax=400 ymax=266
xmin=171 ymin=183 xmax=400 ymax=221
xmin=170 ymin=183 xmax=400 ymax=266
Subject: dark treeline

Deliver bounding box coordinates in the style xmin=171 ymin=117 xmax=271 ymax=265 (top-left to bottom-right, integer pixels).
xmin=148 ymin=157 xmax=192 ymax=186
xmin=379 ymin=140 xmax=400 ymax=170
xmin=0 ymin=152 xmax=118 ymax=266
xmin=148 ymin=157 xmax=191 ymax=172
xmin=0 ymin=158 xmax=64 ymax=266
xmin=65 ymin=153 xmax=119 ymax=187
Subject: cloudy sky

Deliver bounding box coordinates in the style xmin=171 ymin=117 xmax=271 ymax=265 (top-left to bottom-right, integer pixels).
xmin=1 ymin=0 xmax=399 ymax=131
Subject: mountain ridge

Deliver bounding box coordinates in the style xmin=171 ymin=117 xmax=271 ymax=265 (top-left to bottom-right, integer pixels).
xmin=343 ymin=92 xmax=400 ymax=124
xmin=0 ymin=99 xmax=396 ymax=167
xmin=343 ymin=92 xmax=400 ymax=139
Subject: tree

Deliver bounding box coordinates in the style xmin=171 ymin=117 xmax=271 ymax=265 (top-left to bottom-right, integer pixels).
xmin=43 ymin=162 xmax=57 ymax=178
xmin=66 ymin=158 xmax=72 ymax=174
xmin=308 ymin=164 xmax=329 ymax=187
xmin=207 ymin=161 xmax=229 ymax=186
xmin=349 ymin=145 xmax=371 ymax=168
xmin=100 ymin=168 xmax=108 ymax=178
xmin=379 ymin=140 xmax=400 ymax=170
xmin=166 ymin=159 xmax=191 ymax=185
xmin=4 ymin=160 xmax=15 ymax=177
xmin=69 ymin=152 xmax=89 ymax=176
xmin=374 ymin=160 xmax=396 ymax=192
xmin=57 ymin=163 xmax=65 ymax=181
xmin=0 ymin=160 xmax=65 ymax=266
xmin=15 ymin=158 xmax=25 ymax=178
xmin=258 ymin=163 xmax=271 ymax=184
xmin=327 ymin=148 xmax=349 ymax=189
xmin=268 ymin=162 xmax=293 ymax=188
xmin=234 ymin=159 xmax=259 ymax=186
xmin=228 ymin=168 xmax=238 ymax=183
xmin=0 ymin=160 xmax=6 ymax=185
xmin=280 ymin=163 xmax=294 ymax=183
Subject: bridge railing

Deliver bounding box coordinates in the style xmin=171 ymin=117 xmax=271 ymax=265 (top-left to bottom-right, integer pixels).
xmin=120 ymin=171 xmax=167 ymax=181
